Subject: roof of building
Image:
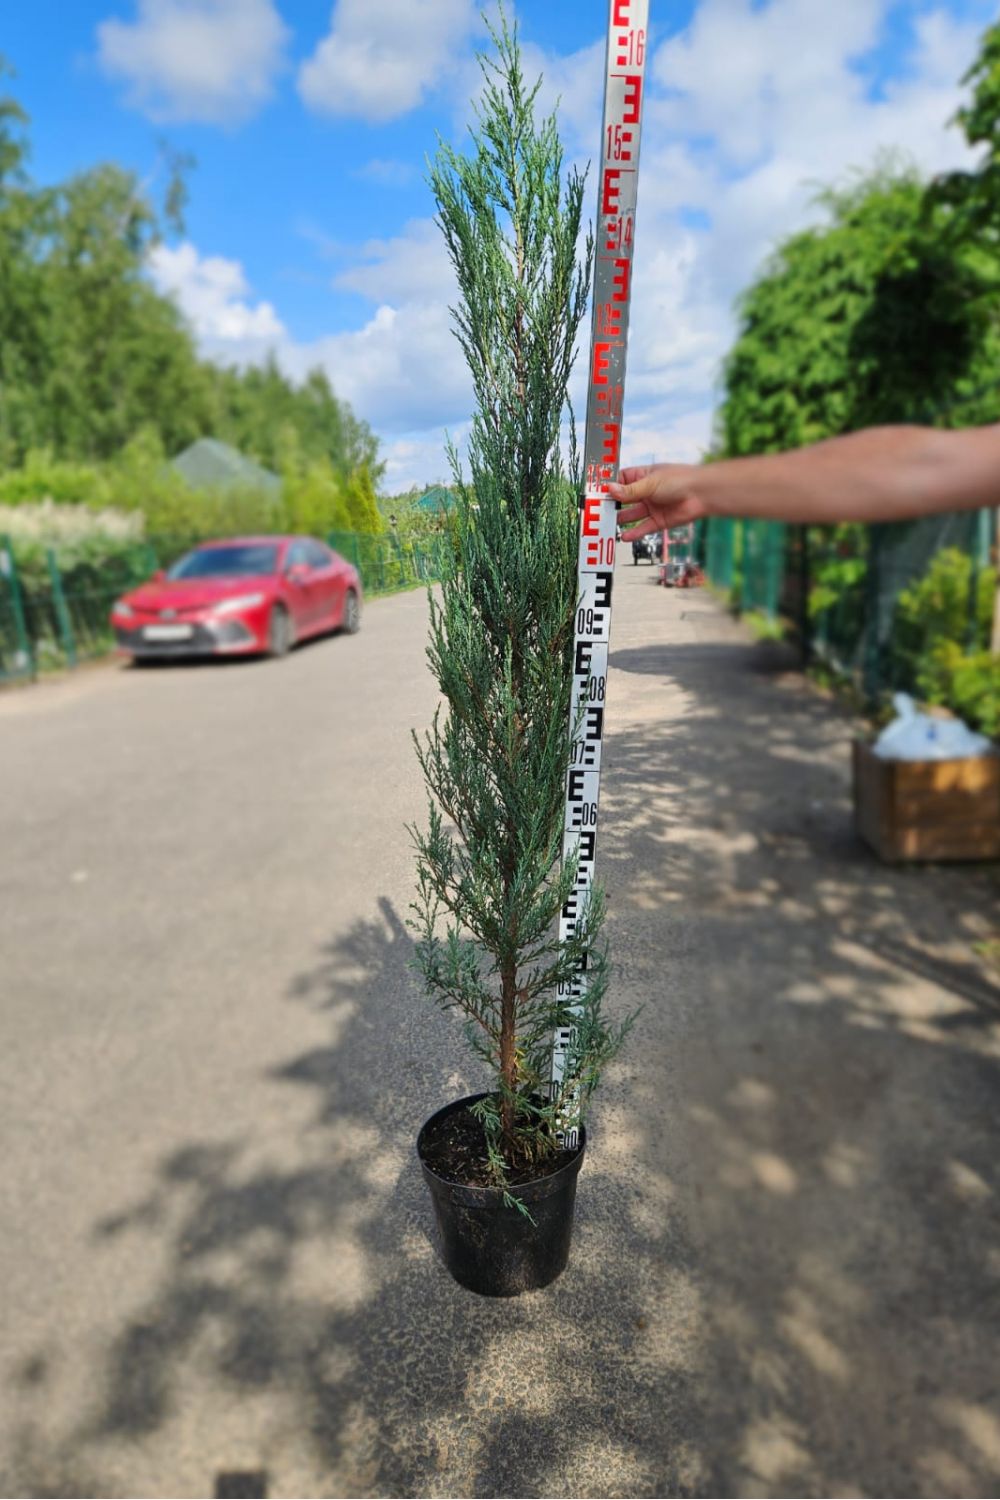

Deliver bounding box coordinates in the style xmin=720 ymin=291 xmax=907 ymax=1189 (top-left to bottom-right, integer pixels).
xmin=416 ymin=485 xmax=456 ymax=512
xmin=170 ymin=438 xmax=282 ymax=496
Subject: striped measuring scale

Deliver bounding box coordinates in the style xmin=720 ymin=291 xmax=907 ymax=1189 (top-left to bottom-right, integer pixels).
xmin=552 ymin=0 xmax=649 ymax=1144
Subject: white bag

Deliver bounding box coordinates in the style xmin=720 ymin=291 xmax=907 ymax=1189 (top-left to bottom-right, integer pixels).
xmin=873 ymin=693 xmax=993 ymax=762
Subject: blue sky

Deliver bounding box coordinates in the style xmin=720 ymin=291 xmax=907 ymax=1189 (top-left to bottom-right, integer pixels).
xmin=2 ymin=0 xmax=996 ymax=489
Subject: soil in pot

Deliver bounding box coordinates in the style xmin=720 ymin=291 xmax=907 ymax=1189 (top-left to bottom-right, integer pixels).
xmin=419 ymin=1098 xmax=579 ymax=1188
xmin=417 ymin=1093 xmax=586 ymax=1297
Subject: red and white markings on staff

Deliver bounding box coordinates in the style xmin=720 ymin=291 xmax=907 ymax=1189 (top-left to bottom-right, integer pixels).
xmin=552 ymin=0 xmax=649 ymax=1142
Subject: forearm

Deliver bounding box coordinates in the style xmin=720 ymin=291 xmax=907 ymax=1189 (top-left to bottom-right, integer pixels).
xmin=696 ymin=425 xmax=1000 ymax=525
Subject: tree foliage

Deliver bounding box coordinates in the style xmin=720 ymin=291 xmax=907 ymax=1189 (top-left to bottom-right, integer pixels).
xmin=930 ymin=22 xmax=1000 ymax=265
xmin=0 ymin=58 xmax=379 ymax=492
xmin=890 ymin=546 xmax=997 ymax=725
xmin=719 ymin=163 xmax=999 ymax=458
xmin=410 ymin=20 xmax=631 ymax=1183
xmin=209 ymin=359 xmax=379 ymax=479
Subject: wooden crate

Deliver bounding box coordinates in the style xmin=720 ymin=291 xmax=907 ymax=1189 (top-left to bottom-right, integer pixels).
xmin=853 ymin=739 xmax=1000 ymax=863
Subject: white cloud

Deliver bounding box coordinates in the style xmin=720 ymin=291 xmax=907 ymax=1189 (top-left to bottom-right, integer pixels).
xmin=298 ymin=0 xmax=478 ymax=123
xmin=648 ymin=0 xmax=988 ymax=303
xmin=149 ymin=233 xmax=471 ymax=461
xmin=287 ymin=218 xmax=469 ymax=437
xmin=284 ymin=302 xmax=471 ymax=434
xmin=96 ymin=0 xmax=289 ymax=125
xmin=653 ymin=0 xmax=884 ymax=170
xmin=380 ymin=426 xmax=467 ymax=492
xmin=149 ymin=242 xmax=286 ymax=348
xmin=527 ymin=36 xmax=606 ymax=150
xmin=355 ymin=158 xmax=420 ymax=188
xmin=623 ymin=406 xmax=715 ymax=468
xmin=335 ymin=218 xmax=452 ymax=305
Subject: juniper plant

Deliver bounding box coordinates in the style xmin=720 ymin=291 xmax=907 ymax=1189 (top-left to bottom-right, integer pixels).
xmin=411 ymin=18 xmax=632 ymax=1183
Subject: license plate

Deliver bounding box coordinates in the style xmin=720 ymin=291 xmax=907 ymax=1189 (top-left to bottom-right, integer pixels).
xmin=143 ymin=624 xmax=193 ymax=642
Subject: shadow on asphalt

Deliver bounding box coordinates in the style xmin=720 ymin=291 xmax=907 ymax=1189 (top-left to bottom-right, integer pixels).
xmin=139 ymin=897 xmax=694 ymax=1495
xmin=7 ymin=895 xmax=700 ymax=1496
xmin=600 ymin=638 xmax=1000 ymax=1496
xmin=7 ymin=628 xmax=1000 ymax=1496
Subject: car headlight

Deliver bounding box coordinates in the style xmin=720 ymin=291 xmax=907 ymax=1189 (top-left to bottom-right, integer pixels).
xmin=112 ymin=600 xmax=134 ymax=618
xmin=211 ymin=593 xmax=266 ymax=616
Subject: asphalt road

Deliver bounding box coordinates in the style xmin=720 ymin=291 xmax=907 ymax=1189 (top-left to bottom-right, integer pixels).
xmin=2 ymin=565 xmax=999 ymax=1498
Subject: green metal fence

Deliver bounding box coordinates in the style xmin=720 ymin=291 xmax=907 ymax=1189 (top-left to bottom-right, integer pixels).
xmin=326 ymin=530 xmax=449 ymax=595
xmin=705 ymin=517 xmax=740 ymax=594
xmin=703 ymin=509 xmax=998 ymax=729
xmin=0 ymin=529 xmax=446 ymax=684
xmin=0 ymin=536 xmax=33 ymax=680
xmin=741 ymin=521 xmax=787 ymax=618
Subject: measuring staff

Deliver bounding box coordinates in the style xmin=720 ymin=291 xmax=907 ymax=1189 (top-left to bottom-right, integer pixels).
xmin=552 ymin=0 xmax=650 ymax=1143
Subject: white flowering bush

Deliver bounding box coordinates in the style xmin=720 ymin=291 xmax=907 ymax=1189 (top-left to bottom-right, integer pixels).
xmin=0 ymin=500 xmax=150 ymax=603
xmin=0 ymin=499 xmax=145 ymax=550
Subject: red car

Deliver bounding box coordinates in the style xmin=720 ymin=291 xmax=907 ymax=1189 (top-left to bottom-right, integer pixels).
xmin=110 ymin=535 xmax=362 ymax=661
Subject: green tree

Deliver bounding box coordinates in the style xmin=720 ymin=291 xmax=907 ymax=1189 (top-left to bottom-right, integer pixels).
xmin=720 ymin=164 xmax=997 ymax=458
xmin=0 ymin=447 xmax=110 ymax=508
xmin=208 ymin=357 xmax=382 ymax=483
xmin=410 ymin=20 xmax=629 ymax=1178
xmin=930 ymin=21 xmax=1000 ymax=272
xmin=281 ymin=457 xmax=351 ymax=536
xmin=40 ymin=163 xmax=215 ymax=459
xmin=891 ymin=547 xmax=997 ymax=705
xmin=0 ymin=60 xmax=381 ymax=488
xmin=343 ymin=461 xmax=382 ymax=534
xmin=0 ymin=61 xmax=54 ymax=464
xmin=923 ymin=19 xmax=1000 ymax=435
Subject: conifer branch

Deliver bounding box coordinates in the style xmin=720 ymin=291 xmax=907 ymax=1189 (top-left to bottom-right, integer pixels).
xmin=410 ymin=11 xmax=633 ymax=1173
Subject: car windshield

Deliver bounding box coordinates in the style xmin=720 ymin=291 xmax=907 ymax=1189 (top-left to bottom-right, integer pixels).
xmin=166 ymin=544 xmax=279 ymax=580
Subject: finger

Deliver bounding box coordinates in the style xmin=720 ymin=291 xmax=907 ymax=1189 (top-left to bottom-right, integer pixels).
xmin=620 ymin=518 xmax=659 ymax=541
xmin=616 ymin=502 xmax=651 ymax=525
xmin=616 ymin=466 xmax=649 ymax=487
xmin=608 ymin=475 xmax=654 ymax=503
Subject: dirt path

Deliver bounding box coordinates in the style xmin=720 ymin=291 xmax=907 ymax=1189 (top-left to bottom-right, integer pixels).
xmin=1 ymin=565 xmax=998 ymax=1497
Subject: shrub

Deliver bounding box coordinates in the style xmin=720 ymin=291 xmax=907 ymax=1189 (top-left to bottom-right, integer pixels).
xmin=0 ymin=450 xmax=112 ymax=509
xmin=0 ymin=501 xmax=154 ymax=663
xmin=891 ymin=546 xmax=994 ymax=693
xmin=920 ymin=641 xmax=1000 ymax=738
xmin=410 ymin=21 xmax=631 ymax=1184
xmin=0 ymin=500 xmax=147 ymax=588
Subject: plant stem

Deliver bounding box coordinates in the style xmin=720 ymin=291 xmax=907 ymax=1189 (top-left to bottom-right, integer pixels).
xmin=499 ymin=964 xmax=517 ymax=1146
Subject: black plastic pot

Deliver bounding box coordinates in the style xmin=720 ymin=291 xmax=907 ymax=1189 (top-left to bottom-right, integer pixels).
xmin=417 ymin=1093 xmax=586 ymax=1297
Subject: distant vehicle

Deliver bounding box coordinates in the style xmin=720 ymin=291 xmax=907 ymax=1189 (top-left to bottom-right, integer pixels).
xmin=631 ymin=532 xmax=661 ymax=564
xmin=110 ymin=535 xmax=362 ymax=661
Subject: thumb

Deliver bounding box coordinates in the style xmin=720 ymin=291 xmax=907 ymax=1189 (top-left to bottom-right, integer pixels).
xmin=607 ymin=475 xmax=649 ymax=503
xmin=615 ymin=465 xmax=650 ymax=488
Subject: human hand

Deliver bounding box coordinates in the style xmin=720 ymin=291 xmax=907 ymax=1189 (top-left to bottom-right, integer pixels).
xmin=607 ymin=464 xmax=707 ymax=538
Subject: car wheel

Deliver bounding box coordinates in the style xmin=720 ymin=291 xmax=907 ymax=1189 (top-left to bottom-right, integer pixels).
xmin=267 ymin=604 xmax=292 ymax=658
xmin=342 ymin=588 xmax=361 ymax=635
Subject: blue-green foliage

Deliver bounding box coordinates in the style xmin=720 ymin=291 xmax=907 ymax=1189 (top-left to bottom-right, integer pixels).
xmin=410 ymin=19 xmax=632 ymax=1173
